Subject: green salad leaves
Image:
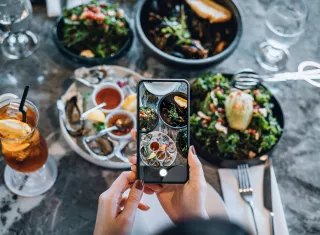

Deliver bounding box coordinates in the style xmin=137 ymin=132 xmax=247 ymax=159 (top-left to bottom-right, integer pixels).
xmin=191 ymin=73 xmax=282 ymax=160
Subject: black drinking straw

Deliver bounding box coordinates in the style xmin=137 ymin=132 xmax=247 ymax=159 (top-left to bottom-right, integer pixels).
xmin=19 ymin=86 xmax=29 ymax=123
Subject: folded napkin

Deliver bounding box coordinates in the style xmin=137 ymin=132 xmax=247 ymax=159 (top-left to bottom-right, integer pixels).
xmin=218 ymin=165 xmax=289 ymax=235
xmin=46 ymin=0 xmax=91 ymax=17
xmin=46 ymin=0 xmax=62 ymax=17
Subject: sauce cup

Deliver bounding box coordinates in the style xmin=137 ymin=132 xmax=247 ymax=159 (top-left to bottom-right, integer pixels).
xmin=92 ymin=82 xmax=124 ymax=113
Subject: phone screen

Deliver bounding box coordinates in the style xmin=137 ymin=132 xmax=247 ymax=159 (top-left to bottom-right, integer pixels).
xmin=137 ymin=79 xmax=189 ymax=183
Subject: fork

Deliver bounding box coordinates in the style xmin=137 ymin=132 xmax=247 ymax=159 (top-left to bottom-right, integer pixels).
xmin=237 ymin=164 xmax=259 ymax=235
xmin=232 ymin=61 xmax=320 ymax=90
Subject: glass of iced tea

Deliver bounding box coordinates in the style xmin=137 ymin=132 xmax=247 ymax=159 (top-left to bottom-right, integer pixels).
xmin=0 ymin=96 xmax=57 ymax=197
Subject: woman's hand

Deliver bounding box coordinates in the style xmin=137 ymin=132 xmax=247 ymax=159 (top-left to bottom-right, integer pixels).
xmin=94 ymin=171 xmax=149 ymax=235
xmin=130 ymin=146 xmax=209 ymax=224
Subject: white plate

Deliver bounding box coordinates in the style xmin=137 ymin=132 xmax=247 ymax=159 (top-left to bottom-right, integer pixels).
xmin=126 ymin=183 xmax=229 ymax=235
xmin=144 ymin=82 xmax=177 ymax=95
xmin=59 ymin=66 xmax=143 ymax=169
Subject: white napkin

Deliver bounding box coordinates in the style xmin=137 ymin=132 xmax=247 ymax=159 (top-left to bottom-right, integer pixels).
xmin=218 ymin=165 xmax=289 ymax=235
xmin=125 ymin=183 xmax=229 ymax=235
xmin=46 ymin=0 xmax=92 ymax=17
xmin=66 ymin=0 xmax=91 ymax=9
xmin=46 ymin=0 xmax=62 ymax=17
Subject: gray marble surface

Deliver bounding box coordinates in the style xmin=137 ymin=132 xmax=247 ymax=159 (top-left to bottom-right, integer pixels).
xmin=0 ymin=0 xmax=320 ymax=234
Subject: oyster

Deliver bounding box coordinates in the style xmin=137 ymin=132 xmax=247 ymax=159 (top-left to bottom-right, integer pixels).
xmin=140 ymin=146 xmax=148 ymax=159
xmin=61 ymin=84 xmax=84 ymax=136
xmin=141 ymin=133 xmax=152 ymax=143
xmin=74 ymin=65 xmax=112 ymax=87
xmin=163 ymin=156 xmax=173 ymax=166
xmin=87 ymin=137 xmax=114 ymax=156
xmin=151 ymin=160 xmax=160 ymax=168
xmin=123 ymin=139 xmax=137 ymax=157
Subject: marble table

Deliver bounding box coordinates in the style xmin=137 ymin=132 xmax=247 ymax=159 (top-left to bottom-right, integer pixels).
xmin=0 ymin=1 xmax=320 ymax=234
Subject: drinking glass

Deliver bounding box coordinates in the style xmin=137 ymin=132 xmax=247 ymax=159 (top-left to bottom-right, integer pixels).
xmin=255 ymin=0 xmax=308 ymax=71
xmin=0 ymin=96 xmax=57 ymax=197
xmin=0 ymin=0 xmax=39 ymax=59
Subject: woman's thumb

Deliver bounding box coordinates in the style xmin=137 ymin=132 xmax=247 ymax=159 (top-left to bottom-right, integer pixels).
xmin=188 ymin=146 xmax=205 ymax=183
xmin=121 ymin=180 xmax=144 ymax=218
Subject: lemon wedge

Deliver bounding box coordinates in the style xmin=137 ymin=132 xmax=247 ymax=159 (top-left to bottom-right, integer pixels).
xmin=174 ymin=96 xmax=187 ymax=108
xmin=1 ymin=141 xmax=30 ymax=152
xmin=0 ymin=119 xmax=32 ymax=139
xmin=148 ymin=151 xmax=157 ymax=160
xmin=123 ymin=94 xmax=137 ymax=113
xmin=86 ymin=110 xmax=106 ymax=123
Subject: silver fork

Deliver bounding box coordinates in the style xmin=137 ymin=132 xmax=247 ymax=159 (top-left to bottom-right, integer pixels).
xmin=237 ymin=164 xmax=259 ymax=235
xmin=232 ymin=61 xmax=320 ymax=90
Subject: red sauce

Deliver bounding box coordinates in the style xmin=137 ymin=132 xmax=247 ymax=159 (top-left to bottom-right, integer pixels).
xmin=96 ymin=87 xmax=121 ymax=110
xmin=157 ymin=151 xmax=165 ymax=160
xmin=150 ymin=142 xmax=159 ymax=151
xmin=107 ymin=114 xmax=133 ymax=136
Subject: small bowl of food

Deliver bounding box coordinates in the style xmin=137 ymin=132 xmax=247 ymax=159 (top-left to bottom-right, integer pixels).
xmin=105 ymin=110 xmax=136 ymax=140
xmin=136 ymin=0 xmax=242 ymax=67
xmin=139 ymin=106 xmax=159 ymax=133
xmin=53 ymin=2 xmax=133 ymax=65
xmin=158 ymin=92 xmax=188 ymax=129
xmin=92 ymin=82 xmax=124 ymax=113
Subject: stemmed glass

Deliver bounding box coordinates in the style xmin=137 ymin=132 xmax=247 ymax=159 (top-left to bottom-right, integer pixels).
xmin=255 ymin=0 xmax=308 ymax=71
xmin=0 ymin=0 xmax=39 ymax=59
xmin=0 ymin=96 xmax=57 ymax=197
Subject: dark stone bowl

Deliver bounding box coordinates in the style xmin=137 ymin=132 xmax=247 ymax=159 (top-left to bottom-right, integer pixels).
xmin=190 ymin=74 xmax=285 ymax=168
xmin=135 ymin=0 xmax=243 ymax=67
xmin=52 ymin=15 xmax=133 ymax=66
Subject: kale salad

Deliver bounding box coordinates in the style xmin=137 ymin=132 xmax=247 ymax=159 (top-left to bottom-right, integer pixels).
xmin=190 ymin=73 xmax=282 ymax=160
xmin=61 ymin=1 xmax=130 ymax=58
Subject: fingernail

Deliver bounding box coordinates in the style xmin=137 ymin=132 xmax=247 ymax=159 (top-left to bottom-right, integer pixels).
xmin=191 ymin=145 xmax=196 ymax=155
xmin=135 ymin=180 xmax=144 ymax=191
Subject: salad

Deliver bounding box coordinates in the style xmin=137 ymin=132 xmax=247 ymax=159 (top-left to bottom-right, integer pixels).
xmin=190 ymin=73 xmax=282 ymax=160
xmin=62 ymin=1 xmax=129 ymax=58
xmin=139 ymin=106 xmax=158 ymax=132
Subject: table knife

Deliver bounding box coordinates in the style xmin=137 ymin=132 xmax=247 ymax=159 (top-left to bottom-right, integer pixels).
xmin=263 ymin=158 xmax=275 ymax=235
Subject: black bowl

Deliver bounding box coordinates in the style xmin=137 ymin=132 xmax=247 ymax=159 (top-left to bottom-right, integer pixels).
xmin=191 ymin=74 xmax=285 ymax=168
xmin=53 ymin=15 xmax=134 ymax=66
xmin=158 ymin=92 xmax=188 ymax=129
xmin=177 ymin=129 xmax=188 ymax=158
xmin=135 ymin=0 xmax=242 ymax=67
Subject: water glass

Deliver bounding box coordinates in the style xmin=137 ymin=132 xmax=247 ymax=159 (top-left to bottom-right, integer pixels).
xmin=0 ymin=0 xmax=39 ymax=59
xmin=255 ymin=0 xmax=308 ymax=71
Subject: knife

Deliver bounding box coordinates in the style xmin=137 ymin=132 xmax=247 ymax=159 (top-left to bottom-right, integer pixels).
xmin=263 ymin=157 xmax=275 ymax=235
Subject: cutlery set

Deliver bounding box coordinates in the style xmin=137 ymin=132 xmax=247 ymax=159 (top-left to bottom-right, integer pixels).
xmin=237 ymin=161 xmax=274 ymax=235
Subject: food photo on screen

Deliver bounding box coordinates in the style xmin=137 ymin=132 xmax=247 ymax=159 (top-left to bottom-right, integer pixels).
xmin=137 ymin=80 xmax=190 ymax=183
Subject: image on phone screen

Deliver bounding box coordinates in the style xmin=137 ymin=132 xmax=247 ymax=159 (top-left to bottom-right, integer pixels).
xmin=137 ymin=80 xmax=189 ymax=183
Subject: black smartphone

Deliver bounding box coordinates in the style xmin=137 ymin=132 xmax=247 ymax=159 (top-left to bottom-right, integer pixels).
xmin=137 ymin=79 xmax=190 ymax=184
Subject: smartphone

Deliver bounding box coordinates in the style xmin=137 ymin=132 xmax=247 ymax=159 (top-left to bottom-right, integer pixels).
xmin=137 ymin=79 xmax=190 ymax=184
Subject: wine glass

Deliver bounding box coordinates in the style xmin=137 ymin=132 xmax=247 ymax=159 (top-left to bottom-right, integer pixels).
xmin=0 ymin=95 xmax=57 ymax=197
xmin=255 ymin=0 xmax=308 ymax=71
xmin=0 ymin=0 xmax=39 ymax=59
